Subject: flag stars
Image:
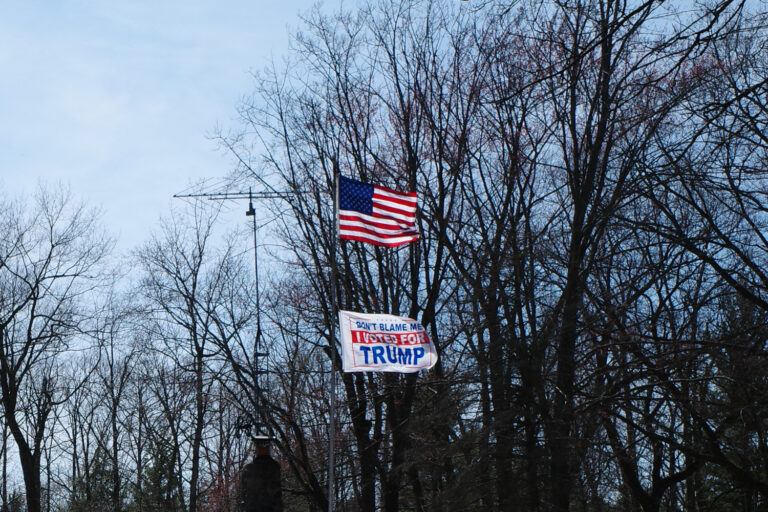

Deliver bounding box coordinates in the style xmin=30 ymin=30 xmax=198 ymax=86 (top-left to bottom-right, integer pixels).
xmin=339 ymin=176 xmax=374 ymax=214
xmin=338 ymin=174 xmax=419 ymax=247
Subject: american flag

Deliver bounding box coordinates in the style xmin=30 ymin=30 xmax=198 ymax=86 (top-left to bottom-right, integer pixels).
xmin=337 ymin=175 xmax=419 ymax=247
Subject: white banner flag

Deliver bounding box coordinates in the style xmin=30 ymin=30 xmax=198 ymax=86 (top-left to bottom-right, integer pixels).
xmin=338 ymin=310 xmax=438 ymax=372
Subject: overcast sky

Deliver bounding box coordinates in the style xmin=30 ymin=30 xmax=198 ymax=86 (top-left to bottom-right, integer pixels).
xmin=0 ymin=1 xmax=321 ymax=251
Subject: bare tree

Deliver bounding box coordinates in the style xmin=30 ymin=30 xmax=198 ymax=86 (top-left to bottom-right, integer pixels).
xmin=136 ymin=202 xmax=255 ymax=512
xmin=629 ymin=10 xmax=768 ymax=502
xmin=224 ymin=2 xmax=473 ymax=509
xmin=95 ymin=302 xmax=135 ymax=512
xmin=0 ymin=186 xmax=111 ymax=512
xmin=216 ymin=0 xmax=763 ymax=511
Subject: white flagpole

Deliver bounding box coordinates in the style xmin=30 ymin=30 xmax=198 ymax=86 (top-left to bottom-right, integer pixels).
xmin=328 ymin=171 xmax=340 ymax=512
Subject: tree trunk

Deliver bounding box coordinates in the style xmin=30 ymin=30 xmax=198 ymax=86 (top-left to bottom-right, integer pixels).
xmin=112 ymin=397 xmax=121 ymax=512
xmin=549 ymin=242 xmax=584 ymax=512
xmin=190 ymin=351 xmax=204 ymax=512
xmin=9 ymin=420 xmax=42 ymax=512
xmin=344 ymin=371 xmax=377 ymax=512
xmin=382 ymin=374 xmax=417 ymax=512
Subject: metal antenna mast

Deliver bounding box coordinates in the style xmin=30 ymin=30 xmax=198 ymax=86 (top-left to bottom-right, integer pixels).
xmin=246 ymin=190 xmax=268 ymax=437
xmin=173 ymin=189 xmax=286 ymax=439
xmin=176 ymin=186 xmax=336 ymax=512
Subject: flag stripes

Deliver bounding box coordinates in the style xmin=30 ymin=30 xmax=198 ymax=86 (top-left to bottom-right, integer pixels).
xmin=338 ymin=175 xmax=419 ymax=247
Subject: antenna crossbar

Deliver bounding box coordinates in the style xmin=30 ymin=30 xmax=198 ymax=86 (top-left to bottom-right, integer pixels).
xmin=173 ymin=191 xmax=289 ymax=200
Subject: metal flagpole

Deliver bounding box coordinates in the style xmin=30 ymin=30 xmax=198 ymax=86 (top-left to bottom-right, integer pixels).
xmin=328 ymin=172 xmax=340 ymax=512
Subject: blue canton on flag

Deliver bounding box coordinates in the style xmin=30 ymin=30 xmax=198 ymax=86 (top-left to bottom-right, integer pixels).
xmin=339 ymin=177 xmax=374 ymax=215
xmin=338 ymin=175 xmax=419 ymax=247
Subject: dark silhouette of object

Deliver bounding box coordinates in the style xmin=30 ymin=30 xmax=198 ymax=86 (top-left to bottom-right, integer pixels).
xmin=240 ymin=437 xmax=283 ymax=512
